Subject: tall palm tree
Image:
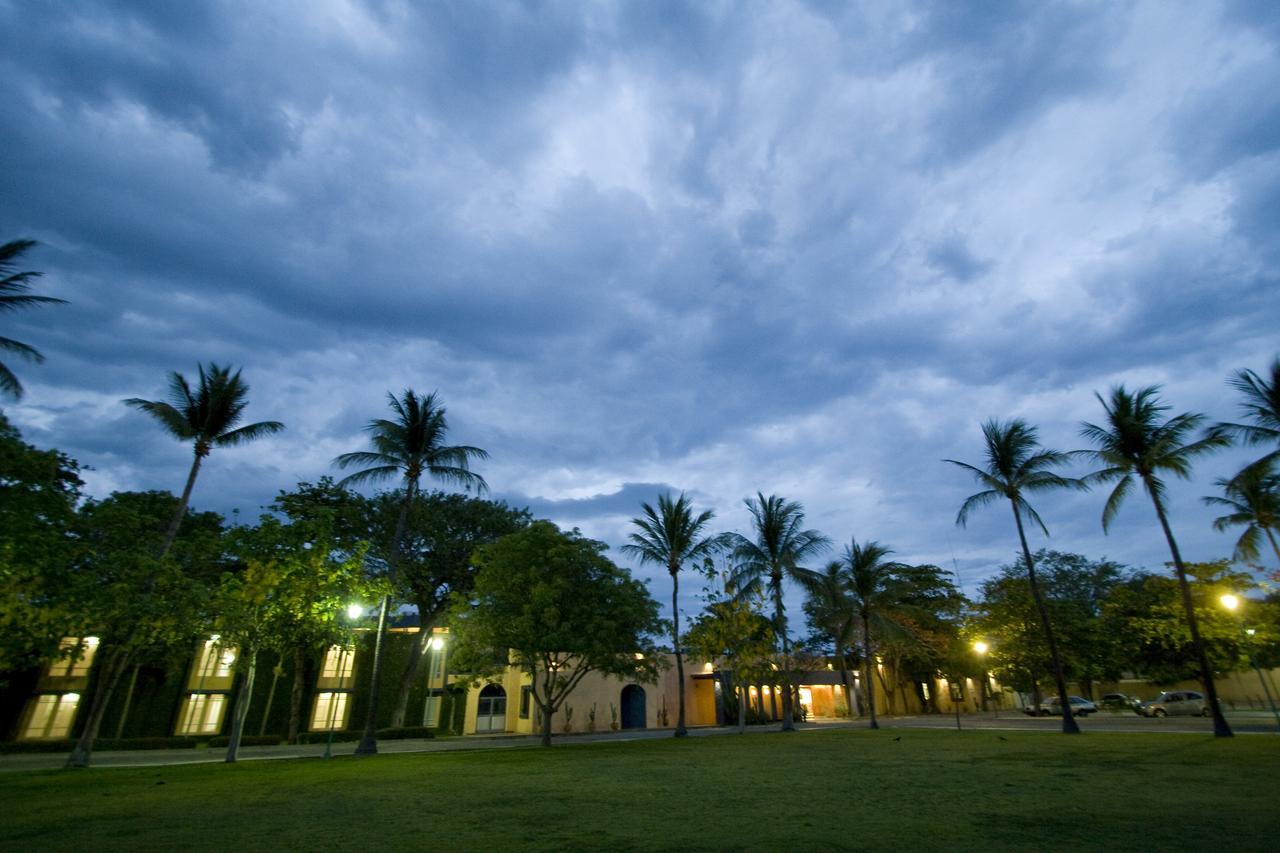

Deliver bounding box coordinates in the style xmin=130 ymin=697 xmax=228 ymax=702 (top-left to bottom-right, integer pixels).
xmin=1203 ymin=458 xmax=1280 ymax=567
xmin=334 ymin=389 xmax=488 ymax=755
xmin=124 ymin=363 xmax=284 ymax=556
xmin=1218 ymin=357 xmax=1280 ymax=467
xmin=1 ymin=239 xmax=66 ymax=399
xmin=945 ymin=418 xmax=1084 ymax=735
xmin=1080 ymin=385 xmax=1233 ymax=737
xmin=726 ymin=493 xmax=830 ymax=731
xmin=621 ymin=492 xmax=722 ymax=737
xmin=838 ymin=540 xmax=912 ymax=730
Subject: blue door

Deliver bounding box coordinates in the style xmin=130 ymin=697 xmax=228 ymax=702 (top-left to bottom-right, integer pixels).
xmin=621 ymin=684 xmax=646 ymax=730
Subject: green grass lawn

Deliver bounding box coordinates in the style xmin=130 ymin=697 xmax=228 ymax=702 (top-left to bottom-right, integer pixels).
xmin=2 ymin=729 xmax=1277 ymax=851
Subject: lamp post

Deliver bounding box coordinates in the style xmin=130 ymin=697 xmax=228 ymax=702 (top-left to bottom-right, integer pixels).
xmin=324 ymin=603 xmax=364 ymax=759
xmin=1219 ymin=594 xmax=1280 ymax=730
xmin=973 ymin=641 xmax=993 ymax=717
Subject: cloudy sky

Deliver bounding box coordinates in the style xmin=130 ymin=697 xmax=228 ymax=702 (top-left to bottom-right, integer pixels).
xmin=3 ymin=1 xmax=1278 ymax=619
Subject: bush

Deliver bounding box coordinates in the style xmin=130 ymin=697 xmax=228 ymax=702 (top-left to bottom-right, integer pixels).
xmin=375 ymin=726 xmax=436 ymax=741
xmin=207 ymin=735 xmax=285 ymax=748
xmin=295 ymin=730 xmax=359 ymax=745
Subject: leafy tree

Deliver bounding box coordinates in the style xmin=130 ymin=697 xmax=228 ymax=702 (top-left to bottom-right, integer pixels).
xmin=946 ymin=418 xmax=1085 ymax=734
xmin=972 ymin=571 xmax=1049 ymax=699
xmin=1081 ymin=385 xmax=1234 ymax=736
xmin=621 ymin=492 xmax=723 ymax=737
xmin=0 ymin=413 xmax=82 ymax=673
xmin=64 ymin=492 xmax=228 ymax=767
xmin=1203 ymin=458 xmax=1280 ymax=566
xmin=889 ymin=563 xmax=967 ymax=712
xmin=382 ymin=491 xmax=530 ymax=728
xmin=216 ymin=515 xmax=374 ymax=761
xmin=124 ymin=363 xmax=284 ymax=556
xmin=726 ymin=493 xmax=830 ymax=731
xmin=1217 ymin=357 xmax=1280 ymax=469
xmin=0 ymin=239 xmax=66 ymax=399
xmin=685 ymin=595 xmax=775 ymax=732
xmin=1102 ymin=561 xmax=1265 ymax=684
xmin=333 ymin=389 xmax=488 ymax=754
xmin=448 ymin=521 xmax=663 ymax=747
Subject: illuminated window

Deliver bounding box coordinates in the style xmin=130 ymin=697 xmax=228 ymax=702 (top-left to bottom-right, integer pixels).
xmin=194 ymin=638 xmax=236 ymax=679
xmin=320 ymin=646 xmax=355 ymax=684
xmin=177 ymin=693 xmax=227 ymax=735
xmin=311 ymin=692 xmax=350 ymax=731
xmin=46 ymin=637 xmax=99 ymax=678
xmin=22 ymin=693 xmax=81 ymax=739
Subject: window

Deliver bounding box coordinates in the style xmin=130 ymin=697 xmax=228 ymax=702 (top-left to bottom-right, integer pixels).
xmin=429 ymin=648 xmax=445 ymax=681
xmin=520 ymin=686 xmax=533 ymax=719
xmin=22 ymin=693 xmax=81 ymax=739
xmin=177 ymin=693 xmax=227 ymax=735
xmin=422 ymin=690 xmax=441 ymax=727
xmin=319 ymin=645 xmax=355 ymax=685
xmin=46 ymin=637 xmax=99 ymax=678
xmin=311 ymin=692 xmax=350 ymax=731
xmin=194 ymin=638 xmax=236 ymax=680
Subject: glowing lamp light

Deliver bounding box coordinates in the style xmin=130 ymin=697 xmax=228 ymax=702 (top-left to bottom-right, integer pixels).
xmin=1246 ymin=628 xmax=1256 ymax=636
xmin=703 ymin=661 xmax=713 ymax=672
xmin=430 ymin=636 xmax=445 ymax=651
xmin=1220 ymin=593 xmax=1240 ymax=612
xmin=346 ymin=603 xmax=363 ymax=620
xmin=973 ymin=641 xmax=989 ymax=655
xmin=84 ymin=636 xmax=100 ymax=647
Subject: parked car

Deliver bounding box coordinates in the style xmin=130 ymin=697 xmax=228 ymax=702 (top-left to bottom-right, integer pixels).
xmin=1137 ymin=691 xmax=1211 ymax=717
xmin=1100 ymin=693 xmax=1140 ymax=711
xmin=1023 ymin=696 xmax=1098 ymax=717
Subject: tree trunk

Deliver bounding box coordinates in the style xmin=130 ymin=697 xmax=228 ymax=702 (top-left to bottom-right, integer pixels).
xmin=355 ymin=482 xmax=416 ymax=755
xmin=862 ymin=612 xmax=878 ymax=730
xmin=159 ymin=451 xmax=204 ymax=558
xmin=773 ymin=578 xmax=794 ymax=731
xmin=288 ymin=645 xmax=307 ymax=744
xmin=1150 ymin=492 xmax=1233 ymax=738
xmin=224 ymin=648 xmax=257 ymax=763
xmin=540 ymin=701 xmax=554 ymax=747
xmin=114 ymin=664 xmax=140 ymax=740
xmin=259 ymin=654 xmax=284 ymax=737
xmin=65 ymin=645 xmax=131 ymax=768
xmin=389 ymin=626 xmax=431 ymax=729
xmin=1011 ymin=501 xmax=1081 ymax=735
xmin=737 ymin=681 xmax=747 ymax=733
xmin=838 ymin=649 xmax=855 ymax=718
xmin=672 ymin=567 xmax=688 ymax=737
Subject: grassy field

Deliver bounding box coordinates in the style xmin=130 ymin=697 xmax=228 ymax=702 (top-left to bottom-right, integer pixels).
xmin=2 ymin=729 xmax=1277 ymax=852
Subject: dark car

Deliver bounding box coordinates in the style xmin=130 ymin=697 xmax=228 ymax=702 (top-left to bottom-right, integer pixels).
xmin=1100 ymin=693 xmax=1140 ymax=710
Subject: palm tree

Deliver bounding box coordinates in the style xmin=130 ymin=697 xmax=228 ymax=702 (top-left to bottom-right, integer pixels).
xmin=124 ymin=364 xmax=284 ymax=556
xmin=1218 ymin=357 xmax=1280 ymax=467
xmin=726 ymin=493 xmax=830 ymax=731
xmin=1203 ymin=458 xmax=1280 ymax=566
xmin=1080 ymin=385 xmax=1233 ymax=737
xmin=1 ymin=239 xmax=66 ymax=399
xmin=796 ymin=561 xmax=859 ymax=719
xmin=333 ymin=389 xmax=488 ymax=755
xmin=838 ymin=540 xmax=913 ymax=730
xmin=945 ymin=418 xmax=1084 ymax=735
xmin=621 ymin=492 xmax=722 ymax=737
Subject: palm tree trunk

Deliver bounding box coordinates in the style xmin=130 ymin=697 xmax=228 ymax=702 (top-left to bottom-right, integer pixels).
xmin=1011 ymin=501 xmax=1080 ymax=734
xmin=355 ymin=481 xmax=416 ymax=755
xmin=862 ymin=611 xmax=878 ymax=730
xmin=114 ymin=664 xmax=140 ymax=740
xmin=159 ymin=451 xmax=204 ymax=557
xmin=224 ymin=646 xmax=257 ymax=763
xmin=259 ymin=654 xmax=284 ymax=737
xmin=1265 ymin=526 xmax=1280 ymax=568
xmin=773 ymin=580 xmax=795 ymax=732
xmin=288 ymin=645 xmax=307 ymax=743
xmin=1149 ymin=492 xmax=1233 ymax=738
xmin=65 ymin=645 xmax=132 ymax=768
xmin=672 ymin=567 xmax=688 ymax=737
xmin=737 ymin=681 xmax=747 ymax=733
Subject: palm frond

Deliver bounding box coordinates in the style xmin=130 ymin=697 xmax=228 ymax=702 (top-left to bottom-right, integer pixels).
xmin=1100 ymin=474 xmax=1134 ymax=532
xmin=214 ymin=420 xmax=285 ymax=447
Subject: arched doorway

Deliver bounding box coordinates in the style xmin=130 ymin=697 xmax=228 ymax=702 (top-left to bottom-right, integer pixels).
xmin=620 ymin=684 xmax=646 ymax=730
xmin=475 ymin=684 xmax=507 ymax=733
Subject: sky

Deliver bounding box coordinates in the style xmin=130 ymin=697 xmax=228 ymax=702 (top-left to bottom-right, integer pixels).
xmin=3 ymin=0 xmax=1278 ymax=623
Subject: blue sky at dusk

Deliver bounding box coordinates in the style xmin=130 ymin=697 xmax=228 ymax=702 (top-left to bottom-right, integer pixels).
xmin=3 ymin=1 xmax=1278 ymax=617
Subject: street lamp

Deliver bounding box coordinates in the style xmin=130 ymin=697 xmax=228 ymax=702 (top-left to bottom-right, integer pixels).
xmin=973 ymin=641 xmax=993 ymax=716
xmin=1218 ymin=593 xmax=1280 ymax=731
xmin=325 ymin=603 xmax=363 ymax=759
